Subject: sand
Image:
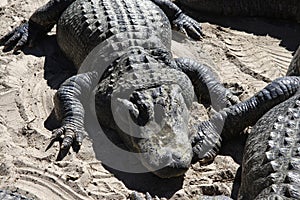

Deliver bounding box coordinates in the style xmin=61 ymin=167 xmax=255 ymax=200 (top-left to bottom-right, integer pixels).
xmin=0 ymin=0 xmax=299 ymax=199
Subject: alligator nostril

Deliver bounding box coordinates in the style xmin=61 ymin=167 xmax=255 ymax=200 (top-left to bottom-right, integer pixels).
xmin=153 ymin=154 xmax=190 ymax=178
xmin=172 ymin=154 xmax=181 ymax=162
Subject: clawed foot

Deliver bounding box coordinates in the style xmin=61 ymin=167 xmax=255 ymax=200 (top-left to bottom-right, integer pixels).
xmin=172 ymin=13 xmax=204 ymax=40
xmin=0 ymin=20 xmax=50 ymax=53
xmin=46 ymin=124 xmax=86 ymax=153
xmin=224 ymin=90 xmax=241 ymax=107
xmin=0 ymin=21 xmax=29 ymax=53
xmin=211 ymin=89 xmax=241 ymax=111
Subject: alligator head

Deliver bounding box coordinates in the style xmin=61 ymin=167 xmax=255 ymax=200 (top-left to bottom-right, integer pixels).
xmin=110 ymin=68 xmax=195 ymax=178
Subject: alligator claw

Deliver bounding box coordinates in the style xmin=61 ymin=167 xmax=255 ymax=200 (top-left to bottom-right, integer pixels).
xmin=224 ymin=90 xmax=241 ymax=107
xmin=47 ymin=125 xmax=85 ymax=151
xmin=0 ymin=21 xmax=29 ymax=52
xmin=14 ymin=33 xmax=29 ymax=53
xmin=172 ymin=13 xmax=203 ymax=40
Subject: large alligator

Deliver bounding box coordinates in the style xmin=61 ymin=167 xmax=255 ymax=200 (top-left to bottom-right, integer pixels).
xmin=176 ymin=0 xmax=300 ymax=22
xmin=1 ymin=0 xmax=300 ymax=186
xmin=239 ymin=88 xmax=300 ymax=199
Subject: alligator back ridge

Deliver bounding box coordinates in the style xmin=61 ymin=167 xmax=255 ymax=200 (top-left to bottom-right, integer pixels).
xmin=57 ymin=0 xmax=172 ymax=68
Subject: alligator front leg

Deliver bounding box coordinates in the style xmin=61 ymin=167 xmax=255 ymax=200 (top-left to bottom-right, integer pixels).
xmin=150 ymin=0 xmax=203 ymax=40
xmin=192 ymin=76 xmax=300 ymax=163
xmin=0 ymin=0 xmax=75 ymax=52
xmin=175 ymin=57 xmax=240 ymax=111
xmin=50 ymin=72 xmax=98 ymax=151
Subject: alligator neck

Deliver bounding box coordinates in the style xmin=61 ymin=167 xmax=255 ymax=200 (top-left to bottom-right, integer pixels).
xmin=98 ymin=45 xmax=176 ymax=82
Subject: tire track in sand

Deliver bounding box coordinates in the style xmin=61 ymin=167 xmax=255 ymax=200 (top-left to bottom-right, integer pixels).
xmin=14 ymin=165 xmax=92 ymax=200
xmin=217 ymin=27 xmax=292 ymax=83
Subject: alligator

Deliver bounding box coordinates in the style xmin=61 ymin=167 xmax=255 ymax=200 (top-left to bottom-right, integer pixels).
xmin=176 ymin=0 xmax=300 ymax=22
xmin=238 ymin=88 xmax=300 ymax=199
xmin=1 ymin=0 xmax=300 ymax=182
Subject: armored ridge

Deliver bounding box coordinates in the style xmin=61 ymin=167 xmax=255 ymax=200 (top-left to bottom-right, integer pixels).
xmin=176 ymin=0 xmax=300 ymax=22
xmin=56 ymin=0 xmax=172 ymax=68
xmin=239 ymin=90 xmax=300 ymax=199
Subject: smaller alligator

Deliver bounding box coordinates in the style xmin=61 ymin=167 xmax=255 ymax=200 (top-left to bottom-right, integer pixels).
xmin=176 ymin=0 xmax=300 ymax=22
xmin=239 ymin=88 xmax=300 ymax=199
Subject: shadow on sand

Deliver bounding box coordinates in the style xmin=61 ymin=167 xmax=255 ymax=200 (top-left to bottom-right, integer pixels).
xmin=182 ymin=9 xmax=300 ymax=52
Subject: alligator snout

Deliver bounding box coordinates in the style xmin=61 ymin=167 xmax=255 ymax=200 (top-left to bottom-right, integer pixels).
xmin=152 ymin=152 xmax=191 ymax=178
xmin=137 ymin=120 xmax=193 ymax=178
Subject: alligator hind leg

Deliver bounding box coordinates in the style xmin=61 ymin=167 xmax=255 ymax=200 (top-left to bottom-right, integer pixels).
xmin=175 ymin=57 xmax=240 ymax=111
xmin=50 ymin=72 xmax=98 ymax=152
xmin=150 ymin=0 xmax=203 ymax=40
xmin=0 ymin=0 xmax=75 ymax=53
xmin=191 ymin=76 xmax=300 ymax=163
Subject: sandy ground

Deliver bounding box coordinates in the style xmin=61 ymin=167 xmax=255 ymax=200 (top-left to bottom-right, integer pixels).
xmin=0 ymin=0 xmax=299 ymax=199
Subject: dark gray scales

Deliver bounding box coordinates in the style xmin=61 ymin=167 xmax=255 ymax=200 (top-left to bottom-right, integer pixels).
xmin=1 ymin=1 xmax=300 ymax=198
xmin=239 ymin=90 xmax=300 ymax=199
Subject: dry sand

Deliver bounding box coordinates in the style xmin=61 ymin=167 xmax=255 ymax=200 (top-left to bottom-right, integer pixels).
xmin=0 ymin=0 xmax=299 ymax=199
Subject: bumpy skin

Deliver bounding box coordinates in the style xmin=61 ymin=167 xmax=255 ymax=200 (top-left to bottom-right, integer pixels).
xmin=287 ymin=46 xmax=300 ymax=76
xmin=1 ymin=0 xmax=300 ymax=182
xmin=239 ymin=90 xmax=300 ymax=199
xmin=177 ymin=0 xmax=300 ymax=22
